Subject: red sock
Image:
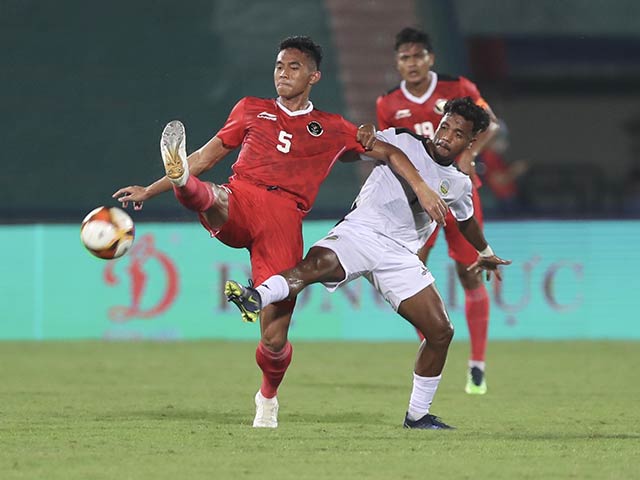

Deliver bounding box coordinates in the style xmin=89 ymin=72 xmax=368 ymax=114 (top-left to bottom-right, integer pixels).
xmin=173 ymin=175 xmax=215 ymax=212
xmin=255 ymin=341 xmax=293 ymax=399
xmin=464 ymin=284 xmax=489 ymax=362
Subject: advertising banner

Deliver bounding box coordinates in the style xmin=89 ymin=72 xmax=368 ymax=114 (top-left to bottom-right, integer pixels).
xmin=1 ymin=221 xmax=638 ymax=341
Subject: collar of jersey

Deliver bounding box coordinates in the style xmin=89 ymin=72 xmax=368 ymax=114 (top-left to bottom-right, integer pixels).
xmin=400 ymin=72 xmax=438 ymax=105
xmin=275 ymin=98 xmax=314 ymax=116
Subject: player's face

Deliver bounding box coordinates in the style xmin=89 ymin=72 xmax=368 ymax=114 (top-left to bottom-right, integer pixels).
xmin=433 ymin=113 xmax=475 ymax=162
xmin=274 ymin=48 xmax=321 ymax=100
xmin=395 ymin=42 xmax=434 ymax=85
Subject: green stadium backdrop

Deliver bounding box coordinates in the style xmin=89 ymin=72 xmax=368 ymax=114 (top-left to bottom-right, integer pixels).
xmin=1 ymin=0 xmax=359 ymax=221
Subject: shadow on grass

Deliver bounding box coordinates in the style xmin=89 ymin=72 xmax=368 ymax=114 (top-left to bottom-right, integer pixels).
xmin=97 ymin=409 xmax=396 ymax=429
xmin=283 ymin=411 xmax=388 ymax=425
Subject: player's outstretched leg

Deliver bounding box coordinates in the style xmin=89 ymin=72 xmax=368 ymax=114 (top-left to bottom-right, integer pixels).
xmin=225 ymin=275 xmax=292 ymax=323
xmin=224 ymin=280 xmax=262 ymax=323
xmin=161 ymin=120 xmax=189 ymax=186
xmin=161 ymin=120 xmax=217 ymax=213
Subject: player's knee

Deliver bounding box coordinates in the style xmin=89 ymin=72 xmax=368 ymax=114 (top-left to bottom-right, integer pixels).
xmin=260 ymin=332 xmax=288 ymax=352
xmin=305 ymin=247 xmax=341 ymax=276
xmin=429 ymin=320 xmax=454 ymax=349
xmin=260 ymin=323 xmax=289 ymax=352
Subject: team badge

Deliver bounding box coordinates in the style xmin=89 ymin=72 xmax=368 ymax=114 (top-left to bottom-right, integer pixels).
xmin=439 ymin=179 xmax=450 ymax=195
xmin=434 ymin=98 xmax=447 ymax=115
xmin=307 ymin=121 xmax=323 ymax=137
xmin=395 ymin=109 xmax=412 ymax=119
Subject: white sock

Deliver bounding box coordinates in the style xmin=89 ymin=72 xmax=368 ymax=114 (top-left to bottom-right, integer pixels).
xmin=256 ymin=275 xmax=290 ymax=307
xmin=256 ymin=390 xmax=277 ymax=404
xmin=406 ymin=372 xmax=442 ymax=421
xmin=469 ymin=360 xmax=485 ymax=371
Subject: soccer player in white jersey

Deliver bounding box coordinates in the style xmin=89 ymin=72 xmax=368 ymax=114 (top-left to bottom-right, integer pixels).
xmin=225 ymin=97 xmax=510 ymax=429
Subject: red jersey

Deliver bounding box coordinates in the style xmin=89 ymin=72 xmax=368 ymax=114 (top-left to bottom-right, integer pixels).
xmin=376 ymin=73 xmax=490 ymax=188
xmin=216 ymin=97 xmax=365 ymax=211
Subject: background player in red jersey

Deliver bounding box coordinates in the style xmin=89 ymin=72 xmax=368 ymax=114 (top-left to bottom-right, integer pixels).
xmin=376 ymin=27 xmax=500 ymax=395
xmin=113 ymin=36 xmax=448 ymax=428
xmin=476 ymin=120 xmax=530 ymax=216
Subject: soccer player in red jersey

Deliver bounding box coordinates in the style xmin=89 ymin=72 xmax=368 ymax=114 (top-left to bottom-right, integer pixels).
xmin=113 ymin=36 xmax=448 ymax=427
xmin=376 ymin=27 xmax=500 ymax=394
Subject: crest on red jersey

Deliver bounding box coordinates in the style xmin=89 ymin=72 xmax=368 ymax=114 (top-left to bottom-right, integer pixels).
xmin=434 ymin=99 xmax=447 ymax=115
xmin=307 ymin=121 xmax=323 ymax=137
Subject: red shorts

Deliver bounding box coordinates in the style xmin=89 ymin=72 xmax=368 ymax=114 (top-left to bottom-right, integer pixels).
xmin=424 ymin=185 xmax=484 ymax=266
xmin=198 ymin=180 xmax=305 ymax=286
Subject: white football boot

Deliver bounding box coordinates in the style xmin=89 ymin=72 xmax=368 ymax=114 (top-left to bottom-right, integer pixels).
xmin=253 ymin=390 xmax=279 ymax=428
xmin=160 ymin=120 xmax=188 ymax=187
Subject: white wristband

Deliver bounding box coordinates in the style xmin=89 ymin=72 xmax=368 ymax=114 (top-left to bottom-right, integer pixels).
xmin=479 ymin=245 xmax=494 ymax=257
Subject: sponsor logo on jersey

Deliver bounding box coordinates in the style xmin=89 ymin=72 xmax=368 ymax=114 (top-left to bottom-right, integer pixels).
xmin=307 ymin=121 xmax=323 ymax=137
xmin=439 ymin=179 xmax=450 ymax=195
xmin=394 ymin=109 xmax=412 ymax=120
xmin=434 ymin=99 xmax=447 ymax=115
xmin=257 ymin=112 xmax=277 ymax=121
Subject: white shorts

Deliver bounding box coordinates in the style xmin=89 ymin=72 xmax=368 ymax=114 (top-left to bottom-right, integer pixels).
xmin=312 ymin=220 xmax=435 ymax=311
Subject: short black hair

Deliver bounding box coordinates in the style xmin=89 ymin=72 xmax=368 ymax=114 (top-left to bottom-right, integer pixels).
xmin=443 ymin=97 xmax=490 ymax=134
xmin=279 ymin=36 xmax=323 ymax=70
xmin=394 ymin=27 xmax=434 ymax=53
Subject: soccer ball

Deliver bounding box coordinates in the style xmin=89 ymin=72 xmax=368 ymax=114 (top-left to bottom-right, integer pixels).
xmin=80 ymin=206 xmax=135 ymax=259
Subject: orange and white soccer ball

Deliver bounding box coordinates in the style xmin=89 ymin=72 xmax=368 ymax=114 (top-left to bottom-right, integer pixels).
xmin=80 ymin=206 xmax=135 ymax=259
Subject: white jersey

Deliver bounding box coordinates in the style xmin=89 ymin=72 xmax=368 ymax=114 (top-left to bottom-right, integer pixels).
xmin=345 ymin=128 xmax=473 ymax=253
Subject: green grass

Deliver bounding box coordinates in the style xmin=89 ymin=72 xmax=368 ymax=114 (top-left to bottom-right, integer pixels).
xmin=1 ymin=341 xmax=638 ymax=479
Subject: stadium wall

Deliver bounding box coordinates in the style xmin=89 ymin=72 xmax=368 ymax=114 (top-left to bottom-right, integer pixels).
xmin=2 ymin=220 xmax=639 ymax=341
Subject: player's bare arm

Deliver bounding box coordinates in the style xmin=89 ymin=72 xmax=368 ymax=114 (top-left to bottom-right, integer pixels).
xmin=112 ymin=135 xmax=232 ymax=208
xmin=353 ymin=123 xmax=448 ymax=225
xmin=457 ymin=216 xmax=511 ymax=280
xmin=367 ymin=139 xmax=448 ymax=226
xmin=337 ymin=143 xmax=447 ymax=226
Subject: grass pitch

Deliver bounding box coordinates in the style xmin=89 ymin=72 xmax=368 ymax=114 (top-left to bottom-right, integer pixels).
xmin=1 ymin=341 xmax=638 ymax=479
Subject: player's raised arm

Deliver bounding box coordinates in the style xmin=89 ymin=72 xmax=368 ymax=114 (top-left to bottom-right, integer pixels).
xmin=457 ymin=216 xmax=511 ymax=281
xmin=112 ymin=135 xmax=232 ymax=209
xmin=366 ymin=138 xmax=448 ymax=226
